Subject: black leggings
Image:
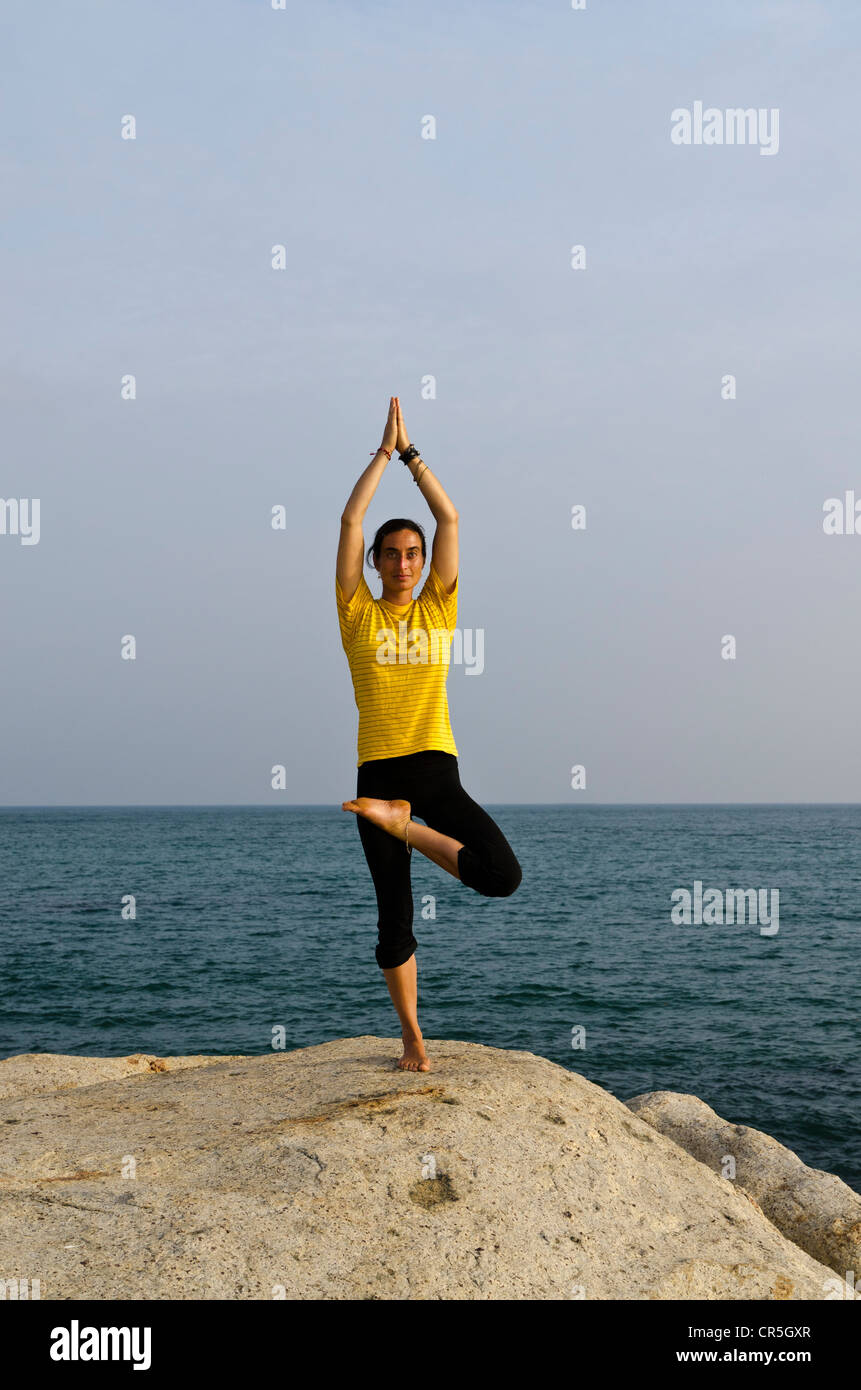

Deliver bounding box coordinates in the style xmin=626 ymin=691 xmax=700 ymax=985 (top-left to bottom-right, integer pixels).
xmin=355 ymin=749 xmax=522 ymax=969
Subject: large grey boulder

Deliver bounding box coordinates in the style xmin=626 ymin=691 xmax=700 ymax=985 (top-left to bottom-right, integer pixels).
xmin=0 ymin=1038 xmax=855 ymax=1300
xmin=625 ymin=1089 xmax=861 ymax=1281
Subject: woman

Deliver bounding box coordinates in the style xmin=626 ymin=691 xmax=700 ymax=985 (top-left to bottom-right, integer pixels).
xmin=337 ymin=397 xmax=522 ymax=1072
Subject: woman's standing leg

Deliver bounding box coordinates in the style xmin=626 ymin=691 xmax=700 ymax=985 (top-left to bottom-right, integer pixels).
xmin=351 ymin=756 xmax=430 ymax=1072
xmin=380 ymin=955 xmax=426 ymax=1070
xmin=346 ymin=753 xmax=521 ymax=1069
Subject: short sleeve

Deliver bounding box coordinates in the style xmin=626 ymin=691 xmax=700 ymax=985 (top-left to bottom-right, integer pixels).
xmin=421 ymin=560 xmax=458 ymax=630
xmin=335 ymin=571 xmax=374 ymax=651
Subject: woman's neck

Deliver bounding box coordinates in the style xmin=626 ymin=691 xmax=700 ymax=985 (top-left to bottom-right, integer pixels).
xmin=380 ymin=587 xmax=413 ymax=609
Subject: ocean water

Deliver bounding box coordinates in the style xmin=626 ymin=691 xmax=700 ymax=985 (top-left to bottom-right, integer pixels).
xmin=1 ymin=804 xmax=858 ymax=1191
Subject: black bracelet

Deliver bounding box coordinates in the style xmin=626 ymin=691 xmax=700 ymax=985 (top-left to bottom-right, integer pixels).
xmin=399 ymin=444 xmax=420 ymax=465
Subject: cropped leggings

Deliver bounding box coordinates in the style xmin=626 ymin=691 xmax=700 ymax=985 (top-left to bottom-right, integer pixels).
xmin=355 ymin=749 xmax=522 ymax=969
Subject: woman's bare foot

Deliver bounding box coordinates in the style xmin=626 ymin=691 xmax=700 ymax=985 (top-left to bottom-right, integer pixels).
xmin=398 ymin=1028 xmax=430 ymax=1072
xmin=342 ymin=797 xmax=411 ymax=841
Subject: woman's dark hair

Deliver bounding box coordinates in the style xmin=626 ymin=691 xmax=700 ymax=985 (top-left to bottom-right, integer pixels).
xmin=366 ymin=518 xmax=427 ymax=568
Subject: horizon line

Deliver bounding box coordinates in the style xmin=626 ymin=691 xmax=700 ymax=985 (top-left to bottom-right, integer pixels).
xmin=2 ymin=802 xmax=860 ymax=811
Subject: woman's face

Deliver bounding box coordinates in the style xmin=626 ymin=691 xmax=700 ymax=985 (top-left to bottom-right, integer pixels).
xmin=375 ymin=529 xmax=424 ymax=593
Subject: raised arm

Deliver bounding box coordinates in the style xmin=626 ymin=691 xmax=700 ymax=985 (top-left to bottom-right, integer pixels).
xmin=336 ymin=398 xmax=399 ymax=603
xmin=395 ymin=398 xmax=458 ymax=591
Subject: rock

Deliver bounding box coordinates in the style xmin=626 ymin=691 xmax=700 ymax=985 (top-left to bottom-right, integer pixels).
xmin=624 ymin=1090 xmax=861 ymax=1280
xmin=0 ymin=1037 xmax=855 ymax=1300
xmin=0 ymin=1052 xmax=245 ymax=1103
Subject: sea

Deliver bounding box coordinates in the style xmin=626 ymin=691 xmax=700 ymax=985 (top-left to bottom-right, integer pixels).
xmin=1 ymin=804 xmax=858 ymax=1191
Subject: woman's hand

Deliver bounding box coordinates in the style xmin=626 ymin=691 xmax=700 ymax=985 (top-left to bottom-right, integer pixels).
xmin=395 ymin=397 xmax=411 ymax=454
xmin=381 ymin=397 xmax=398 ymax=455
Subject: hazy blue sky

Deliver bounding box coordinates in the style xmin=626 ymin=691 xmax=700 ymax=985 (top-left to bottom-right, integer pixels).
xmin=3 ymin=0 xmax=860 ymax=804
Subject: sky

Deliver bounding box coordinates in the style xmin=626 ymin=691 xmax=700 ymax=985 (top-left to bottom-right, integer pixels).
xmin=3 ymin=0 xmax=860 ymax=805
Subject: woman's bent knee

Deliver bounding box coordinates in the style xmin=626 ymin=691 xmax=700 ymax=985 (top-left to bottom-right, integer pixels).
xmin=492 ymin=858 xmax=522 ymax=897
xmin=464 ymin=851 xmax=522 ymax=898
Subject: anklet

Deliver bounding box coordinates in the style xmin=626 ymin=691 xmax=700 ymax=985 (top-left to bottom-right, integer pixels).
xmin=405 ymin=821 xmax=412 ymax=854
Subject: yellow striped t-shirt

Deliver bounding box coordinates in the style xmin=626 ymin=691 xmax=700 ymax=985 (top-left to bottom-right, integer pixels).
xmin=336 ymin=561 xmax=458 ymax=766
